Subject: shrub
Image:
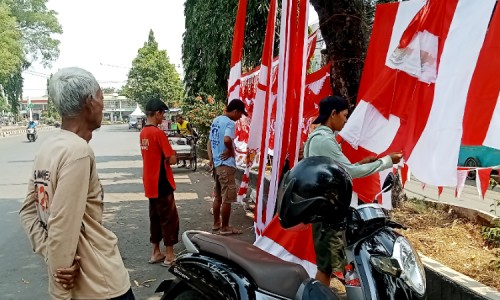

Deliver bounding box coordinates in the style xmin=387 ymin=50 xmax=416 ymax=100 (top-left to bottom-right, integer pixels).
xmin=182 ymin=93 xmax=225 ymax=152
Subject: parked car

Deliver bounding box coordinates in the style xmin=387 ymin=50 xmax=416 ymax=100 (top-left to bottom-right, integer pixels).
xmin=458 ymin=145 xmax=500 ymax=180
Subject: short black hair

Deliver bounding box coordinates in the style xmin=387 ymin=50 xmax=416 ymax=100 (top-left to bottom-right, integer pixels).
xmin=226 ymin=99 xmax=248 ymax=116
xmin=145 ymin=99 xmax=168 ymax=113
xmin=312 ymin=96 xmax=349 ymax=125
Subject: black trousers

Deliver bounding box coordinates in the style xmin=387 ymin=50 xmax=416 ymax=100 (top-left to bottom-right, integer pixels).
xmin=110 ymin=288 xmax=135 ymax=300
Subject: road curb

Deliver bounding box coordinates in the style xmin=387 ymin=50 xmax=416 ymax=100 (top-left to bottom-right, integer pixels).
xmin=422 ymin=255 xmax=500 ymax=300
xmin=0 ymin=126 xmax=56 ymax=138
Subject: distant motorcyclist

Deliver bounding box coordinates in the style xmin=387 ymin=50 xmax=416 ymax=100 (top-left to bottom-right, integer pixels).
xmin=27 ymin=120 xmax=37 ymax=129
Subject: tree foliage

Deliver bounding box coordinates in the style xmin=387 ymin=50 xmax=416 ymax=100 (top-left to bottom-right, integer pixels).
xmin=0 ymin=2 xmax=23 ymax=81
xmin=6 ymin=0 xmax=63 ymax=66
xmin=45 ymin=76 xmax=60 ymax=119
xmin=102 ymin=87 xmax=119 ymax=94
xmin=182 ymin=93 xmax=225 ymax=153
xmin=310 ymin=0 xmax=400 ymax=103
xmin=182 ymin=0 xmax=280 ymax=102
xmin=3 ymin=70 xmax=23 ymax=116
xmin=124 ymin=30 xmax=184 ymax=110
xmin=0 ymin=0 xmax=62 ymax=116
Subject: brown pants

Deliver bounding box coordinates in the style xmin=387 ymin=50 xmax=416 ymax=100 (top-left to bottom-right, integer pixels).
xmin=149 ymin=193 xmax=179 ymax=246
xmin=214 ymin=166 xmax=237 ymax=203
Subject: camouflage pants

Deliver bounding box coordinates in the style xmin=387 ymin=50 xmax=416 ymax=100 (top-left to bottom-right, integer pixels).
xmin=312 ymin=222 xmax=346 ymax=274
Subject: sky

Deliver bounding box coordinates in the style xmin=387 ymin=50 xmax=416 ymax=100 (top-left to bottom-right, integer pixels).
xmin=22 ymin=1 xmax=318 ymax=97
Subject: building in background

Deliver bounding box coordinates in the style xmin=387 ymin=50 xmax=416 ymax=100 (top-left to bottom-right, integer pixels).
xmin=20 ymin=94 xmax=139 ymax=122
xmin=102 ymin=93 xmax=137 ymax=121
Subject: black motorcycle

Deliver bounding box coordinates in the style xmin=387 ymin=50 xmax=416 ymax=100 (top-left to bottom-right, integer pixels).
xmin=156 ymin=156 xmax=426 ymax=300
xmin=27 ymin=127 xmax=37 ymax=142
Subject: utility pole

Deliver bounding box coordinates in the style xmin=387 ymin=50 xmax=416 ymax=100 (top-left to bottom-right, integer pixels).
xmin=28 ymin=96 xmax=33 ymax=121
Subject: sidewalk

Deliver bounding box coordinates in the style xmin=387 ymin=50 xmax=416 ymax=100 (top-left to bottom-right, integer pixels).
xmin=0 ymin=125 xmax=55 ymax=137
xmin=405 ymin=177 xmax=500 ymax=217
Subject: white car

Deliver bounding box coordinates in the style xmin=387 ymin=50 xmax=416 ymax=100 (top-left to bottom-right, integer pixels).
xmin=128 ymin=116 xmax=138 ymax=129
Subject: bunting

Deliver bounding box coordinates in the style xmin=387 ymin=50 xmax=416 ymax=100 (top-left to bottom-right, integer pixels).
xmin=476 ymin=168 xmax=493 ymax=199
xmin=455 ymin=169 xmax=469 ymax=198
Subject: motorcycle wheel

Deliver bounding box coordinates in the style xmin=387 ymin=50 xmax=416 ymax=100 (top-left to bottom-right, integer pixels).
xmin=191 ymin=155 xmax=197 ymax=172
xmin=162 ymin=288 xmax=205 ymax=300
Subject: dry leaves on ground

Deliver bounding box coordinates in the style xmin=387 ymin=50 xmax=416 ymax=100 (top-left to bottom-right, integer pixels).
xmin=392 ymin=200 xmax=499 ymax=291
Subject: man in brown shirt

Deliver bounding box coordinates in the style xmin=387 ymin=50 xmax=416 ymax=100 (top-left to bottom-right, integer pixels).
xmin=20 ymin=67 xmax=133 ymax=299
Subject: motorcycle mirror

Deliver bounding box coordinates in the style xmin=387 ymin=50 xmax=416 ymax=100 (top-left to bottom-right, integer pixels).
xmin=382 ymin=173 xmax=396 ymax=191
xmin=374 ymin=173 xmax=396 ymax=203
xmin=346 ymin=207 xmax=364 ymax=232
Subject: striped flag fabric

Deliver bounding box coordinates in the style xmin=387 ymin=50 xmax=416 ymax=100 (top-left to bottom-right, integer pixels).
xmin=340 ymin=0 xmax=499 ymax=191
xmin=254 ymin=0 xmax=499 ymax=277
xmin=227 ymin=0 xmax=248 ymax=102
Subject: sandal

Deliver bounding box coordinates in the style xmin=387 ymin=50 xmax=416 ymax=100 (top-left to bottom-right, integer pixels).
xmin=148 ymin=255 xmax=166 ymax=264
xmin=220 ymin=227 xmax=243 ymax=236
xmin=161 ymin=260 xmax=175 ymax=267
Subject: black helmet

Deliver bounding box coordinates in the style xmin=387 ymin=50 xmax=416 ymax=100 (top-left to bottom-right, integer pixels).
xmin=277 ymin=156 xmax=353 ymax=228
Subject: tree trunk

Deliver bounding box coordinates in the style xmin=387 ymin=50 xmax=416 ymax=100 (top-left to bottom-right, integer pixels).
xmin=310 ymin=0 xmax=371 ymax=105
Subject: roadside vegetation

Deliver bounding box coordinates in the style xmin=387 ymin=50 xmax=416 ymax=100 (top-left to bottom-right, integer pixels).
xmin=393 ymin=199 xmax=500 ymax=291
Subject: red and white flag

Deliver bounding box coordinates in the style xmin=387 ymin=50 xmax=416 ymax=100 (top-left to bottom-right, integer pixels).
xmin=227 ymin=0 xmax=248 ymax=101
xmin=340 ymin=0 xmax=498 ymax=191
xmin=241 ymin=0 xmax=278 ymax=233
xmin=252 ymin=0 xmax=318 ymax=276
xmin=476 ymin=168 xmax=493 ymax=199
xmin=455 ymin=169 xmax=469 ymax=198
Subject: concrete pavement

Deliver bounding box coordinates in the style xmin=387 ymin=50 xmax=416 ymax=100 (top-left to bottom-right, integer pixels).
xmin=0 ymin=124 xmax=254 ymax=300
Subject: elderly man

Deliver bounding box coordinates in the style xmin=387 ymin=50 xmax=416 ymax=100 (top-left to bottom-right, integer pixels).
xmin=19 ymin=67 xmax=134 ymax=299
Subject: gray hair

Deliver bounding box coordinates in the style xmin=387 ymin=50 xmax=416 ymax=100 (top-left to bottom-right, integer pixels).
xmin=48 ymin=67 xmax=100 ymax=117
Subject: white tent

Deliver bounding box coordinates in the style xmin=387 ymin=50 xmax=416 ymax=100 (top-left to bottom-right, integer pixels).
xmin=130 ymin=104 xmax=145 ymax=117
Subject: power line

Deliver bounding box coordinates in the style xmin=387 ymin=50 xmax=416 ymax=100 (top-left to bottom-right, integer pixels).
xmin=100 ymin=63 xmax=130 ymax=69
xmin=23 ymin=70 xmax=50 ymax=78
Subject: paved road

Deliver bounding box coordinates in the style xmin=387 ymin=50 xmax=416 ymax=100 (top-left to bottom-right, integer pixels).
xmin=0 ymin=125 xmax=254 ymax=299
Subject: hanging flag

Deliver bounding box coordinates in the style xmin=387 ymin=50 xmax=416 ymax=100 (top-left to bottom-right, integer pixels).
xmin=438 ymin=186 xmax=443 ymax=198
xmin=254 ymin=0 xmax=314 ymax=276
xmin=339 ymin=0 xmax=497 ymax=192
xmin=455 ymin=169 xmax=469 ymax=198
xmin=266 ymin=0 xmax=309 ymax=226
xmin=401 ymin=163 xmax=410 ymax=188
xmin=476 ymin=168 xmax=492 ymax=199
xmin=247 ymin=0 xmax=278 ymax=232
xmin=461 ymin=6 xmax=500 ymax=149
xmin=227 ymin=0 xmax=248 ymax=101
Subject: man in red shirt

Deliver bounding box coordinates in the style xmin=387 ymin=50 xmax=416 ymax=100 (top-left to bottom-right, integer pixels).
xmin=140 ymin=99 xmax=179 ymax=266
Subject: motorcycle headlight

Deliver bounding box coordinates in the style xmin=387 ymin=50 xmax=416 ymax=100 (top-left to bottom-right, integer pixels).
xmin=393 ymin=237 xmax=426 ymax=296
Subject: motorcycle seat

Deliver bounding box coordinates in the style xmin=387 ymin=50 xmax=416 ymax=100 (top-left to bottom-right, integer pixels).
xmin=192 ymin=233 xmax=309 ymax=299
